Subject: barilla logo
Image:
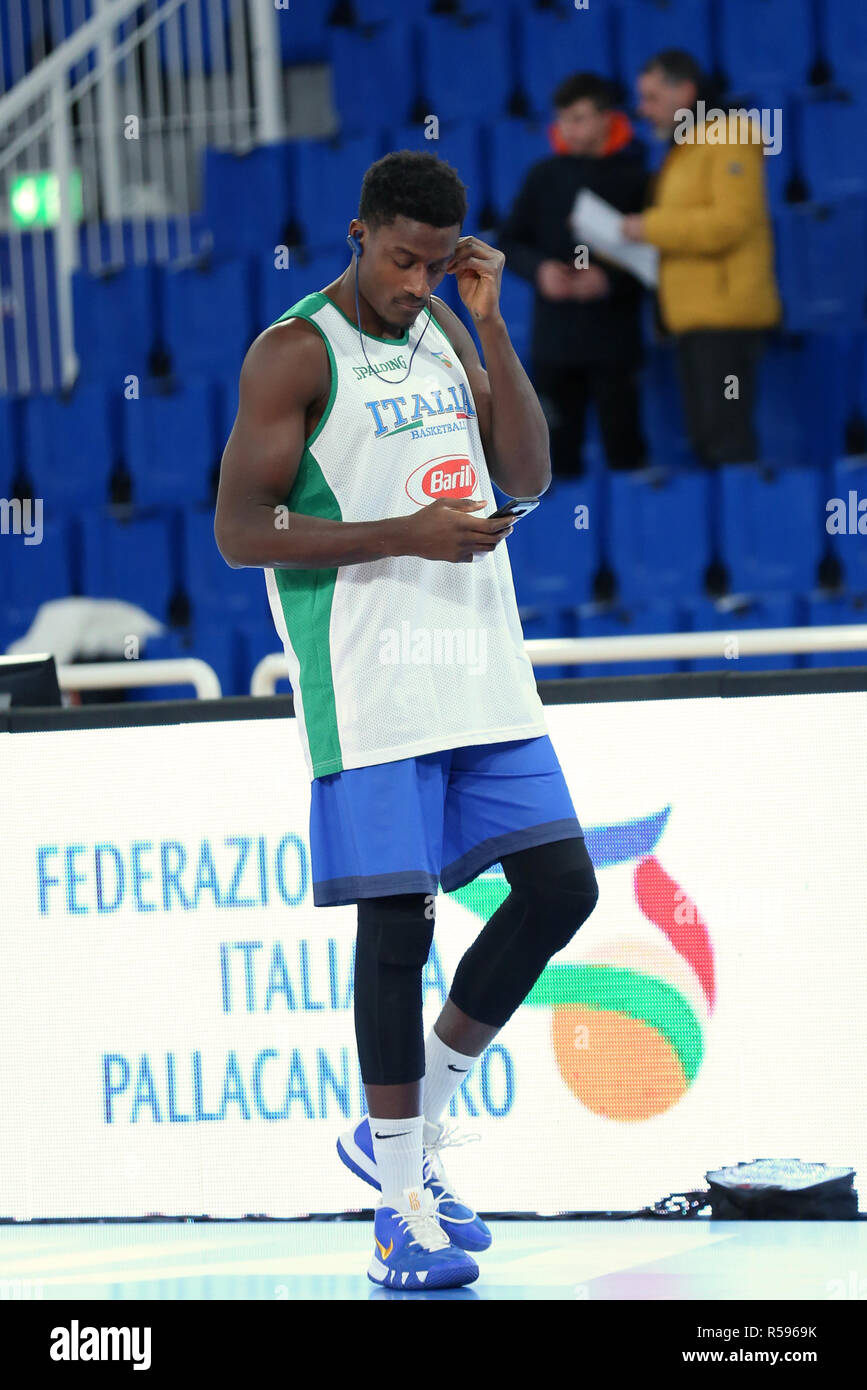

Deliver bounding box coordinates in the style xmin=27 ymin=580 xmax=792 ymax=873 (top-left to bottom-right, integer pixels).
xmin=449 ymin=807 xmax=716 ymax=1123
xmin=405 ymin=456 xmax=477 ymax=506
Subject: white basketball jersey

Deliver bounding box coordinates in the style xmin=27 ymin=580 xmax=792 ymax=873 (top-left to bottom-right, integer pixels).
xmin=264 ymin=290 xmax=549 ymax=780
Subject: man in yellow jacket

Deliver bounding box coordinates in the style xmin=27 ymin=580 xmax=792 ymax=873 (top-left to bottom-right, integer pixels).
xmin=622 ymin=49 xmax=781 ymax=466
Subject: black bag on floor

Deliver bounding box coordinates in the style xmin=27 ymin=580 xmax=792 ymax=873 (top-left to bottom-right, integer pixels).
xmin=705 ymin=1159 xmax=858 ymax=1219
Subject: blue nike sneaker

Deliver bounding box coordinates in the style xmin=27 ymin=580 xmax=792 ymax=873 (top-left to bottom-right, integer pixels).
xmin=368 ymin=1183 xmax=479 ymax=1291
xmin=337 ymin=1117 xmax=493 ymax=1253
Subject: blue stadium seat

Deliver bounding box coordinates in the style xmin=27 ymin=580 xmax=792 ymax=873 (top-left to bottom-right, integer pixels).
xmin=384 ymin=123 xmax=485 ymax=231
xmin=202 ymin=144 xmax=294 ymax=256
xmin=182 ymin=506 xmax=273 ymax=624
xmin=775 ymin=196 xmax=867 ymax=333
xmin=720 ymin=464 xmax=823 ymax=594
xmin=72 ymin=265 xmax=160 ymax=385
xmin=0 ymin=395 xmax=19 ymax=491
xmin=330 ymin=24 xmax=417 ymax=131
xmin=80 ymin=511 xmax=176 ymax=621
xmin=260 ymin=246 xmax=348 ymax=331
xmin=2 ymin=520 xmax=74 ymax=633
xmin=162 ymin=256 xmax=257 ymax=375
xmin=276 ymin=3 xmax=331 ymax=64
xmin=510 ymin=477 xmax=600 ymax=608
xmin=618 ymin=0 xmax=712 ymax=93
xmin=608 ymin=469 xmax=711 ymax=603
xmin=683 ymin=594 xmax=801 ymax=671
xmin=503 ymin=504 xmax=536 ymax=608
xmin=1 ymin=0 xmax=40 ymax=88
xmin=78 ymin=217 xmax=208 ymax=270
xmin=496 ymin=269 xmax=533 ymax=365
xmin=127 ymin=627 xmax=212 ymax=703
xmin=718 ymin=0 xmax=813 ymax=90
xmin=823 ymin=0 xmax=867 ymax=84
xmin=488 ymin=118 xmax=552 ymax=224
xmin=192 ymin=617 xmax=245 ymax=698
xmin=23 ymin=382 xmax=115 ymax=513
xmin=574 ymin=600 xmax=684 ymax=676
xmin=292 ymin=134 xmax=384 ymax=247
xmin=827 ymin=457 xmax=867 ymax=592
xmin=236 ymin=612 xmax=289 ymax=697
xmin=123 ymin=376 xmax=220 ymax=508
xmin=215 ymin=371 xmax=240 ymax=450
xmin=418 ymin=14 xmax=511 ymax=124
xmin=757 ymin=332 xmax=857 ymax=470
xmin=757 ymin=335 xmax=824 ymax=468
xmin=345 ymin=0 xmax=433 ymax=21
xmin=515 ymin=7 xmax=613 ymax=119
xmin=799 ymin=90 xmax=867 ymax=202
xmin=0 ymin=605 xmax=21 ymax=655
xmin=0 ymin=529 xmax=9 ymax=644
xmin=519 ymin=606 xmax=576 ymax=682
xmin=802 ymin=592 xmax=867 ymax=667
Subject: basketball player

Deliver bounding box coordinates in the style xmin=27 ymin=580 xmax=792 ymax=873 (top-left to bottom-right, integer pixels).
xmin=214 ymin=151 xmax=599 ymax=1291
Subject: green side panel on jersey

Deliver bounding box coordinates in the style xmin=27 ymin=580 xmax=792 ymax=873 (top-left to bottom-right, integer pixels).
xmin=268 ymin=297 xmax=345 ymax=777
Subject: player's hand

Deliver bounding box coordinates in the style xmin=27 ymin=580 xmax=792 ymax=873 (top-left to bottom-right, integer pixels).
xmin=399 ymin=498 xmax=513 ymax=563
xmin=446 ymin=236 xmax=505 ymax=323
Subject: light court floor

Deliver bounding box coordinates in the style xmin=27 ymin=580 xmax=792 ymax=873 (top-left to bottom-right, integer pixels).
xmin=0 ymin=1220 xmax=864 ymax=1300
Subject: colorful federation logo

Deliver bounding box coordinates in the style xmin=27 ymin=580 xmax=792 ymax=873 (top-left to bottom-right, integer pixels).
xmin=447 ymin=806 xmax=716 ymax=1122
xmin=431 ymin=348 xmax=454 ymax=368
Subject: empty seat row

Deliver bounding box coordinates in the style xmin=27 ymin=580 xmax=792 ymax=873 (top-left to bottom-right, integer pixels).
xmin=197 ymin=122 xmax=867 ymax=257
xmin=53 ymin=191 xmax=867 ymax=402
xmin=276 ymin=0 xmax=867 ymax=103
xmin=2 ymin=464 xmax=865 ymax=652
xmin=6 ymin=322 xmax=867 ymax=512
xmin=506 ymin=465 xmax=867 ymax=607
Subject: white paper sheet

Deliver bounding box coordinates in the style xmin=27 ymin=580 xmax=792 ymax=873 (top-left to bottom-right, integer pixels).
xmin=569 ymin=187 xmax=659 ymax=289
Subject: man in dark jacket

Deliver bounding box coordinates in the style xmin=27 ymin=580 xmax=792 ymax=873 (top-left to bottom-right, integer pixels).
xmin=498 ymin=73 xmax=649 ymax=477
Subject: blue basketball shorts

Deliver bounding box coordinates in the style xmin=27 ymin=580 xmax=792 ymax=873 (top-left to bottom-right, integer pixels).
xmin=308 ymin=734 xmax=583 ymax=907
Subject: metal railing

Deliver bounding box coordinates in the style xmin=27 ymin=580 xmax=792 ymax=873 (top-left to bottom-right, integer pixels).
xmin=29 ymin=624 xmax=867 ymax=702
xmin=59 ymin=656 xmax=221 ymax=698
xmin=0 ymin=0 xmax=284 ymax=394
xmin=249 ymin=625 xmax=867 ymax=694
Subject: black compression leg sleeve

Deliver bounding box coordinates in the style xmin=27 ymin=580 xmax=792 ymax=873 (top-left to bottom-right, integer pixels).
xmin=353 ymin=893 xmax=435 ymax=1086
xmin=448 ymin=836 xmax=599 ymax=1029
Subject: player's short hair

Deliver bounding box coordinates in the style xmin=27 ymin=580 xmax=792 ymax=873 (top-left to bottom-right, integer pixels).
xmin=552 ymin=72 xmax=616 ymax=113
xmin=359 ymin=151 xmax=468 ymax=232
xmin=640 ymin=48 xmax=704 ymax=89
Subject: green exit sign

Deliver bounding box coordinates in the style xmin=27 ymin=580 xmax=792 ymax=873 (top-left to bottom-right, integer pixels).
xmin=10 ymin=170 xmax=83 ymax=227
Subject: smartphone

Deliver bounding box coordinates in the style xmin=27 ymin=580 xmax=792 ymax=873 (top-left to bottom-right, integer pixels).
xmin=489 ymin=496 xmax=540 ymax=524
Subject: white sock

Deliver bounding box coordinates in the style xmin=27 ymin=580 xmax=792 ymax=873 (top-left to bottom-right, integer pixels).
xmin=369 ymin=1114 xmax=425 ymax=1209
xmin=422 ymin=1027 xmax=478 ymax=1134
